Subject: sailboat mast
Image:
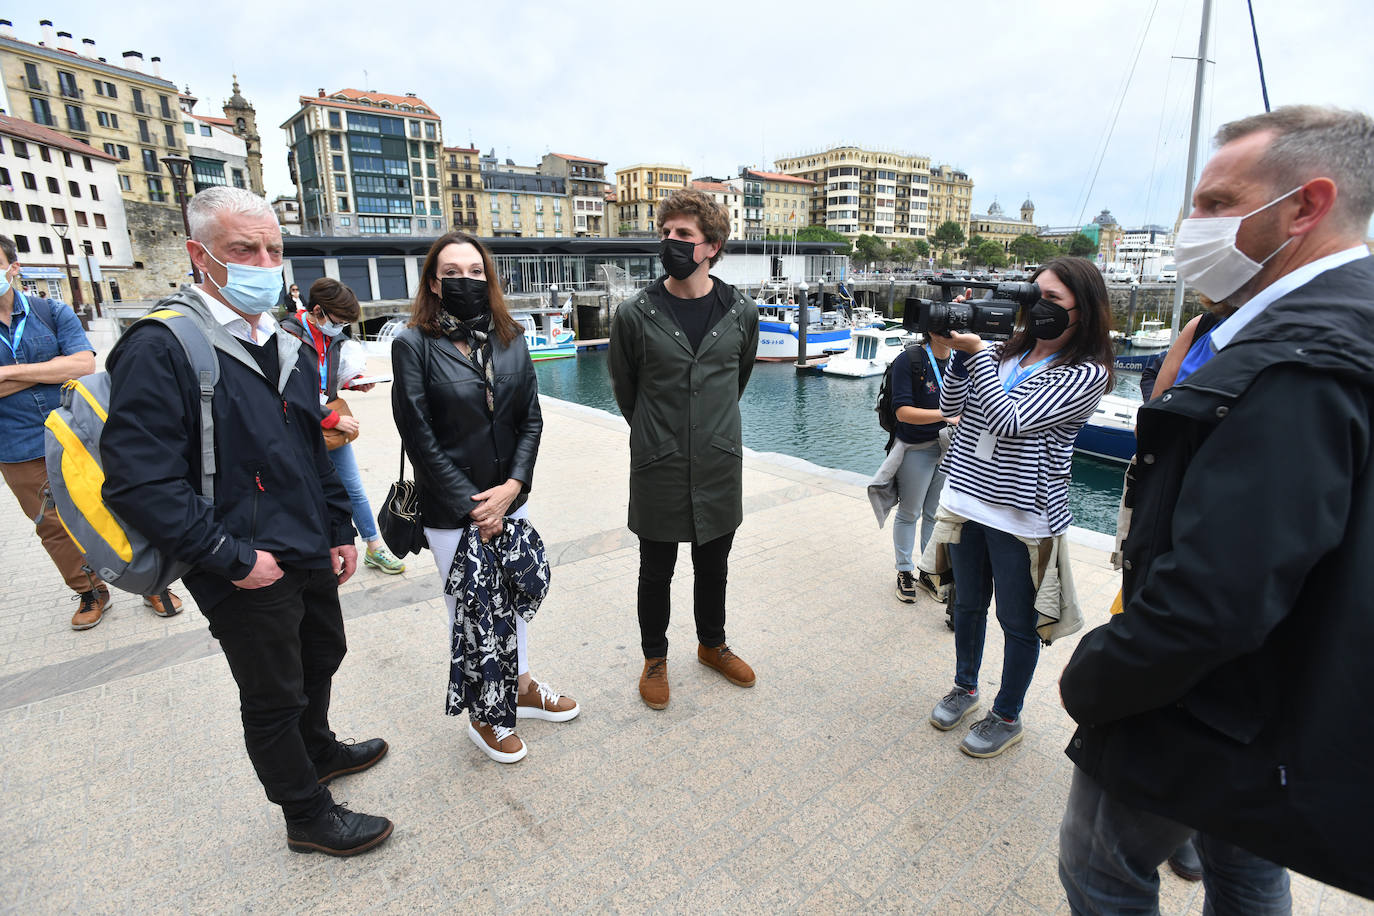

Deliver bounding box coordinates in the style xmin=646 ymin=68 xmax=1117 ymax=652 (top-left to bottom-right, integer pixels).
xmin=1171 ymin=0 xmax=1213 ymax=337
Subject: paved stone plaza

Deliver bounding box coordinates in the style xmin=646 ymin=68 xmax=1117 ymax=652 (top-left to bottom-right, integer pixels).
xmin=0 ymin=335 xmax=1368 ymax=914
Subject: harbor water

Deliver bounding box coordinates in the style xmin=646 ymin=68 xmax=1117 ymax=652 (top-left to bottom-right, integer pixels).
xmin=535 ymin=349 xmax=1142 ymax=535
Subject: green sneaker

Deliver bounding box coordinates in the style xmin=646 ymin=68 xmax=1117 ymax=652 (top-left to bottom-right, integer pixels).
xmin=363 ymin=546 xmax=405 ymax=575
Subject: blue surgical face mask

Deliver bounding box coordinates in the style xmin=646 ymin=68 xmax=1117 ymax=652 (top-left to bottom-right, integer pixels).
xmin=316 ymin=315 xmax=345 ymax=337
xmin=197 ymin=243 xmax=285 ymax=315
xmin=0 ymin=273 xmax=10 ymax=298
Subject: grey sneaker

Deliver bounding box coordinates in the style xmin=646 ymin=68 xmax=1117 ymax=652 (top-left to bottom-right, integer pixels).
xmin=896 ymin=571 xmax=917 ymax=603
xmin=960 ymin=711 xmax=1023 ymax=758
xmin=930 ymin=685 xmax=980 ymax=730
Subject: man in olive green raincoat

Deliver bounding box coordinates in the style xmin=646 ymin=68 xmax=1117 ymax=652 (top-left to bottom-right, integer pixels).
xmin=609 ymin=189 xmax=759 ymax=710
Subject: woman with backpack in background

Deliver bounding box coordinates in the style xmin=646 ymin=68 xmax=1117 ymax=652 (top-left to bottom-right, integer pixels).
xmin=885 ymin=335 xmax=954 ymax=604
xmin=926 ymin=256 xmax=1112 ymax=759
xmin=279 ymin=277 xmax=406 ymax=576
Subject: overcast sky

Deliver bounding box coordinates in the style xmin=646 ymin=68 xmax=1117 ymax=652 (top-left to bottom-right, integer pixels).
xmin=18 ymin=0 xmax=1374 ymax=233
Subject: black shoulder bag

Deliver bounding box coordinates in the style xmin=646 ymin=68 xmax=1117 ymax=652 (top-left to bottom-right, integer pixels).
xmin=376 ymin=332 xmax=429 ymax=556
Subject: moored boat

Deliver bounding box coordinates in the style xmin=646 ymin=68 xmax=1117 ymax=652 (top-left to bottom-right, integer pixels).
xmin=821 ymin=327 xmax=916 ymax=378
xmin=1074 ymin=393 xmax=1139 ymax=463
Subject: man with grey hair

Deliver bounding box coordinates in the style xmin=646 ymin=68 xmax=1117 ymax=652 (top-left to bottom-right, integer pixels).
xmin=101 ymin=187 xmax=393 ymax=856
xmin=1058 ymin=105 xmax=1374 ymax=911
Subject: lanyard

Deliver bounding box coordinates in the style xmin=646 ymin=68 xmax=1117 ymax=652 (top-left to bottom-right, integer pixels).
xmin=924 ymin=344 xmax=945 ymax=391
xmin=1 ymin=292 xmax=29 ymax=362
xmin=1003 ymin=350 xmax=1057 ymax=393
xmin=300 ymin=309 xmax=329 ymax=394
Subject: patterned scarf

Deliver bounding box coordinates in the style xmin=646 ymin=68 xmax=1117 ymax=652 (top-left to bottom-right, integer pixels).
xmin=438 ymin=311 xmax=496 ymax=414
xmin=442 ymin=518 xmax=550 ymax=728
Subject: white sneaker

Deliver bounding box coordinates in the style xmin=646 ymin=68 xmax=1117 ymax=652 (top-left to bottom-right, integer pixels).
xmin=516 ymin=681 xmax=580 ymax=722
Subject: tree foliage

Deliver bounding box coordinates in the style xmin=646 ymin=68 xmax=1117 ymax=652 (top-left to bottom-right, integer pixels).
xmin=1065 ymin=232 xmax=1098 ymax=258
xmin=853 ymin=234 xmax=890 ymax=264
xmin=931 ymin=221 xmax=966 ymax=255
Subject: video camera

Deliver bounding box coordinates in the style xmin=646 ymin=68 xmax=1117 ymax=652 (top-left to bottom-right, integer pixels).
xmin=902 ymin=280 xmax=1041 ymax=339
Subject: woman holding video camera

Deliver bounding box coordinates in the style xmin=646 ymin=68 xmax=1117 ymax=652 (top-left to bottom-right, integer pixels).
xmin=926 ymin=256 xmax=1112 ymax=758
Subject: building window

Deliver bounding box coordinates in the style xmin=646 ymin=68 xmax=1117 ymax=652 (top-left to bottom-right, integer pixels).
xmin=26 ymin=204 xmax=46 ymax=223
xmin=39 ymin=237 xmax=53 ymax=255
xmin=142 ymin=149 xmax=159 ymax=173
xmin=23 ymin=61 xmax=41 ymax=90
xmin=57 ymin=70 xmax=79 ymax=98
xmin=68 ymin=180 xmax=81 ymax=197
xmin=339 ymin=217 xmax=351 ymax=227
xmin=47 ymin=177 xmax=60 ymax=193
xmin=102 ymin=241 xmax=113 ymax=256
xmin=103 ymin=142 xmax=117 ymax=156
xmin=328 ymin=110 xmax=341 ymax=129
xmin=165 ymin=123 xmax=177 ymax=146
xmin=117 ymin=145 xmax=130 ymax=161
xmin=95 ymin=214 xmax=106 ymax=228
xmin=184 ymin=120 xmax=195 ymax=134
xmin=231 ymin=169 xmax=245 ymax=189
xmin=334 ymin=175 xmax=346 ymax=191
xmin=30 ymin=98 xmax=55 ymax=126
xmin=329 ymin=134 xmax=342 ymax=151
xmin=408 ymin=121 xmax=420 ymax=138
xmin=12 ymin=140 xmax=28 ymax=159
xmin=39 ymin=146 xmax=51 ymax=163
xmin=331 ymin=155 xmax=344 ymax=171
xmin=160 ymin=95 xmax=173 ymax=119
xmin=138 ymin=119 xmax=151 ymax=143
xmin=0 ymin=201 xmax=18 ymax=220
xmin=338 ymin=197 xmax=349 ymax=212
xmin=200 ymin=125 xmax=212 ymax=137
xmin=119 ymin=175 xmax=132 ymax=191
xmin=147 ymin=177 xmax=167 ymax=202
xmin=76 ymin=211 xmax=88 ymax=227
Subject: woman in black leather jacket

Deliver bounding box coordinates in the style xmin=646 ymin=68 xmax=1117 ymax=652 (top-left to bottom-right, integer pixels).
xmin=391 ymin=231 xmax=578 ymax=765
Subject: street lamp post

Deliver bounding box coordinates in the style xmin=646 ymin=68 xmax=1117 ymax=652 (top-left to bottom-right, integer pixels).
xmin=161 ymin=153 xmax=200 ymax=283
xmin=51 ymin=222 xmax=84 ymax=310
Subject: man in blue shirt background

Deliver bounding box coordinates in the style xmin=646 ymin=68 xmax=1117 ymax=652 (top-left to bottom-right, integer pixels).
xmin=0 ymin=234 xmax=180 ymax=629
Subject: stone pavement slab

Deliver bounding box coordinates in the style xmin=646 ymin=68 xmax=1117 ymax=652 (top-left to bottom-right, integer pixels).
xmin=0 ymin=357 xmax=1369 ymax=914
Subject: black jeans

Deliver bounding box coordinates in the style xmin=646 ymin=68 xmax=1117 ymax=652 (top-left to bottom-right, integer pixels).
xmin=201 ymin=566 xmax=346 ymax=823
xmin=637 ymin=532 xmax=734 ymax=658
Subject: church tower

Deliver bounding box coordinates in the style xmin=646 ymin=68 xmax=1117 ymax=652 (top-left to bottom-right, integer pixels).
xmin=1021 ymin=194 xmax=1035 ymax=223
xmin=223 ymin=75 xmax=265 ymax=196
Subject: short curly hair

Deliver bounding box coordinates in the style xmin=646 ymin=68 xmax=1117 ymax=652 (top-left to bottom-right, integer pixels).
xmin=658 ymin=189 xmax=731 ymax=265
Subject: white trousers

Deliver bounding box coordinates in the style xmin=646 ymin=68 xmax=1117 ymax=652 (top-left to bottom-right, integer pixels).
xmin=425 ymin=503 xmax=529 ymax=676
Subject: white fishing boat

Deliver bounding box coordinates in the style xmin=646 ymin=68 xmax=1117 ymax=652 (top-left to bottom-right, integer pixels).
xmin=514 ymin=307 xmax=576 ymax=360
xmin=1129 ymin=319 xmax=1172 ymax=351
xmin=822 ymin=328 xmax=916 ymax=378
xmin=1075 ymin=393 xmax=1140 ymax=463
xmin=755 ymin=301 xmax=852 ymax=362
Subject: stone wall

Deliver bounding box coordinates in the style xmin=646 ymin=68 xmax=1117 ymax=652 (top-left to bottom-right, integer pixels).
xmin=122 ymin=201 xmax=195 ymax=301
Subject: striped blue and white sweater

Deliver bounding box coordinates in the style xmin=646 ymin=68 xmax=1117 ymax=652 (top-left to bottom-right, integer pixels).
xmin=938 ymin=343 xmax=1108 ymax=535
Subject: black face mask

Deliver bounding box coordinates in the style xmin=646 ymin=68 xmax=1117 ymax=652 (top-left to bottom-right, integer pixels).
xmin=439 ymin=277 xmax=490 ymax=322
xmin=659 ymin=238 xmax=701 ymax=281
xmin=1027 ymin=298 xmax=1076 ymax=340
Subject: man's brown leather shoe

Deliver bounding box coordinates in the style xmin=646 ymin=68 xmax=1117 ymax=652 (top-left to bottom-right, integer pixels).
xmin=639 ymin=657 xmax=669 ymax=709
xmin=71 ymin=588 xmax=111 ymax=630
xmin=698 ymin=643 xmax=756 ymax=687
xmin=143 ymin=591 xmax=183 ymax=617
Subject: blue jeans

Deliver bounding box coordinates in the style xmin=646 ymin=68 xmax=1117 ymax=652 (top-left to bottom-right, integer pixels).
xmin=892 ymin=441 xmax=945 ymax=571
xmin=1059 ymin=766 xmax=1290 ymax=915
xmin=947 ymin=519 xmax=1040 ymax=720
xmin=327 ymin=441 xmax=377 ymax=543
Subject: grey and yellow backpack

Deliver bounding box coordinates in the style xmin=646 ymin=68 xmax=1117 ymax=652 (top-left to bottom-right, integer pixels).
xmin=42 ymin=292 xmax=219 ymax=605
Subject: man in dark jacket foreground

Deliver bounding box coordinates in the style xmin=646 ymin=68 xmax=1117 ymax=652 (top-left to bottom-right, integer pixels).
xmin=101 ymin=187 xmax=392 ymax=857
xmin=1058 ymin=106 xmax=1374 ymax=911
xmin=609 ymin=189 xmax=759 ymax=710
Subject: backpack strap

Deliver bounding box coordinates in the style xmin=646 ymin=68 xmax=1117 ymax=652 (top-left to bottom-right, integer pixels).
xmin=118 ymin=291 xmax=221 ymax=502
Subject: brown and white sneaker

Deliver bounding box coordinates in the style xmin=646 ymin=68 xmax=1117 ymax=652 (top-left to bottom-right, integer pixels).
xmin=639 ymin=657 xmax=669 ymax=710
xmin=71 ymin=588 xmax=112 ymax=630
xmin=467 ymin=720 xmax=526 ymax=764
xmin=698 ymin=643 xmax=756 ymax=687
xmin=516 ymin=680 xmax=580 ymax=722
xmin=143 ymin=591 xmax=183 ymax=617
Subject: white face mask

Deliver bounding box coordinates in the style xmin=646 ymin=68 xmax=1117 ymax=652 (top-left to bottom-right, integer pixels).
xmin=1173 ymin=186 xmax=1302 ymax=302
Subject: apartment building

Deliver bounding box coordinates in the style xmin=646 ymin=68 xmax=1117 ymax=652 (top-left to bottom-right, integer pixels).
xmin=178 ymin=89 xmax=249 ymax=195
xmin=0 ymin=113 xmax=131 ymax=308
xmin=282 ymin=88 xmax=444 ymax=236
xmin=481 ymin=152 xmax=566 ymax=238
xmin=540 ymin=153 xmax=608 ymax=237
xmin=774 ymin=146 xmax=935 ymax=240
xmin=0 ymin=18 xmax=201 ymax=297
xmin=743 ymin=168 xmax=813 ymax=238
xmin=271 ymin=194 xmax=302 ymax=235
xmin=443 ymin=145 xmax=484 ymax=236
xmin=928 ymin=164 xmax=973 ymax=239
xmin=614 ymin=164 xmax=690 ymax=236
